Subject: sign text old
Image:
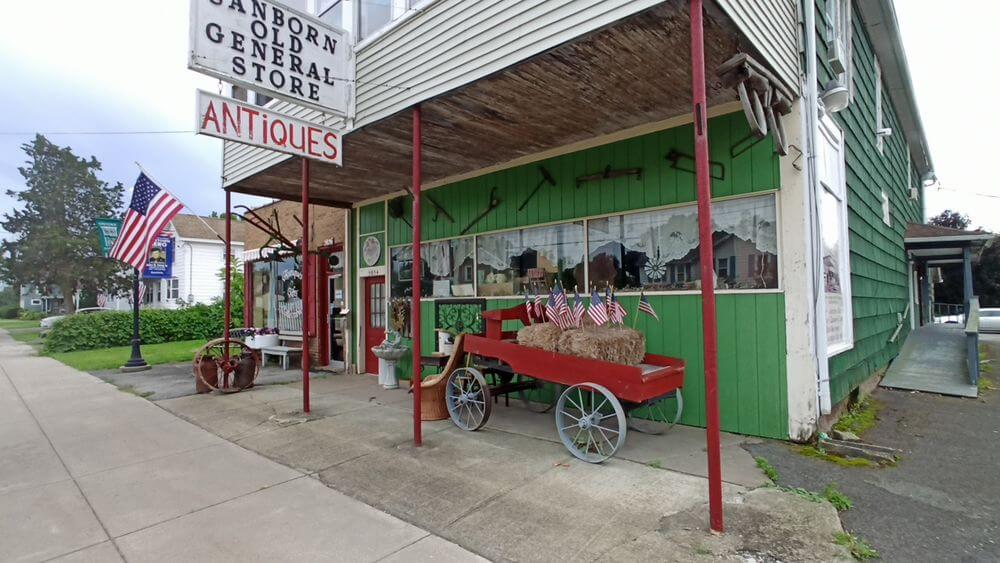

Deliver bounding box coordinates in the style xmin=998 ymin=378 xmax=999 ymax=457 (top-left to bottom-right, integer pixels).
xmin=196 ymin=90 xmax=342 ymax=165
xmin=189 ymin=0 xmax=351 ymax=116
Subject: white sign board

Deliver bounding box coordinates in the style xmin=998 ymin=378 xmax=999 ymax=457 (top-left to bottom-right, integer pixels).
xmin=189 ymin=0 xmax=351 ymax=116
xmin=196 ymin=90 xmax=343 ymax=166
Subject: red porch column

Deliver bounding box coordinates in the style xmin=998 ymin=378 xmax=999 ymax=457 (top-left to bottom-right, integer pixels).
xmin=301 ymin=157 xmax=311 ymax=414
xmin=690 ymin=0 xmax=724 ymax=532
xmin=224 ymin=189 xmax=232 ymax=388
xmin=412 ymin=105 xmax=423 ymax=446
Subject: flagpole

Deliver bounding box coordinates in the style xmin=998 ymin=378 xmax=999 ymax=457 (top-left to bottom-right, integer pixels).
xmin=121 ymin=267 xmax=149 ymax=372
xmin=632 ymin=291 xmax=642 ymax=329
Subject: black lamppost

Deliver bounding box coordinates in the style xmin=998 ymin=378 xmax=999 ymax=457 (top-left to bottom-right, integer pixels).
xmin=121 ymin=268 xmax=149 ymax=372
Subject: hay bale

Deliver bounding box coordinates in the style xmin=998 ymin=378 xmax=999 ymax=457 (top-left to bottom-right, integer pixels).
xmin=557 ymin=325 xmax=646 ymax=366
xmin=516 ymin=322 xmax=562 ymax=352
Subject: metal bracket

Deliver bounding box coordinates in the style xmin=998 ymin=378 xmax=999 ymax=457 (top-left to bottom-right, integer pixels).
xmin=664 ymin=149 xmax=725 ymax=181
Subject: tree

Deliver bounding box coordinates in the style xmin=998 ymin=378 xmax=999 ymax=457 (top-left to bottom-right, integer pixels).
xmin=928 ymin=209 xmax=971 ymax=230
xmin=1 ymin=135 xmax=127 ymax=313
xmin=215 ymin=256 xmax=244 ymax=321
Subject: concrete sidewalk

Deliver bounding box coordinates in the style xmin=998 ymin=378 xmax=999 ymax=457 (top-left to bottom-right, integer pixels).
xmin=0 ymin=331 xmax=483 ymax=562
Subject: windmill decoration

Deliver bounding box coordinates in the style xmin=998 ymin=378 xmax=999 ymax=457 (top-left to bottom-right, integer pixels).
xmin=643 ymin=247 xmax=667 ymax=282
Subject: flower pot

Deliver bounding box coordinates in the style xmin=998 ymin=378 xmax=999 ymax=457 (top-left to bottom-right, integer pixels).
xmin=246 ymin=333 xmax=278 ymax=349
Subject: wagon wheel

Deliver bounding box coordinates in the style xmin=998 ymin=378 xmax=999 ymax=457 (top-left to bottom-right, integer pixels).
xmin=446 ymin=367 xmax=492 ymax=431
xmin=627 ymin=390 xmax=684 ymax=435
xmin=192 ymin=338 xmax=260 ymax=394
xmin=514 ymin=374 xmax=556 ymax=413
xmin=555 ymin=383 xmax=627 ymax=463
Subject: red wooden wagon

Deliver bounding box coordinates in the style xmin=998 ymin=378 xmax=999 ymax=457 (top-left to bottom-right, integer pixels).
xmin=445 ymin=304 xmax=685 ymax=463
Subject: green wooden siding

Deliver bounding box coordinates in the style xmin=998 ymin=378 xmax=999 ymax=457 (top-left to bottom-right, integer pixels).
xmin=359 ymin=202 xmax=385 ymax=235
xmin=390 ymin=293 xmax=788 ymax=439
xmin=370 ymin=112 xmax=789 ymax=439
xmin=815 ymin=1 xmax=923 ymax=403
xmin=387 ymin=112 xmax=780 ymax=246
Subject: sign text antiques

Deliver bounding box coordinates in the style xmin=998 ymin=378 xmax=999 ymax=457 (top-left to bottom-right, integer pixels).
xmin=189 ymin=0 xmax=351 ymax=116
xmin=196 ymin=90 xmax=342 ymax=165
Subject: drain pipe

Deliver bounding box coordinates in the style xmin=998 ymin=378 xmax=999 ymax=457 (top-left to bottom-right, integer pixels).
xmin=802 ymin=0 xmax=833 ymax=415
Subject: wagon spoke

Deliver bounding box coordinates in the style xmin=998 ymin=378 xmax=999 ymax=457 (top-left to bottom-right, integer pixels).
xmin=594 ymin=396 xmax=609 ymax=415
xmin=559 ymin=410 xmax=581 ymax=422
xmin=595 ymin=424 xmax=620 ymax=435
xmin=555 ymin=383 xmax=626 ymax=464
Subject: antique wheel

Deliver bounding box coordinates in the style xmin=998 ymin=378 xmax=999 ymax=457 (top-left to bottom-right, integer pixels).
xmin=192 ymin=338 xmax=260 ymax=394
xmin=514 ymin=375 xmax=556 ymax=413
xmin=555 ymin=383 xmax=627 ymax=463
xmin=446 ymin=367 xmax=492 ymax=431
xmin=627 ymin=390 xmax=684 ymax=435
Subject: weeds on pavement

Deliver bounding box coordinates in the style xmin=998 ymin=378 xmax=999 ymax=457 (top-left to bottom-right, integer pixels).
xmin=833 ymin=397 xmax=881 ymax=436
xmin=822 ymin=483 xmax=853 ymax=511
xmin=755 ymin=456 xmax=779 ymax=483
xmin=834 ymin=531 xmax=879 ymax=560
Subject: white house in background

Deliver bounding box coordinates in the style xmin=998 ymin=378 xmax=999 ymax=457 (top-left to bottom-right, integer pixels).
xmin=107 ymin=215 xmax=245 ymax=310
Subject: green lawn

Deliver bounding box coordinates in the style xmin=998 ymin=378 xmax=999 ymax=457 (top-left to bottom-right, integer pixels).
xmin=9 ymin=327 xmax=43 ymax=346
xmin=0 ymin=319 xmax=42 ymax=330
xmin=46 ymin=339 xmax=207 ymax=372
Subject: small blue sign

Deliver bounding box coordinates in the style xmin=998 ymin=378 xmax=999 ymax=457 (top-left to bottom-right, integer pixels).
xmin=142 ymin=236 xmax=174 ymax=279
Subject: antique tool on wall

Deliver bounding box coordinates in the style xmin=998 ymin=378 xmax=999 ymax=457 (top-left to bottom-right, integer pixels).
xmin=517 ymin=166 xmax=557 ymax=211
xmin=235 ymin=204 xmax=301 ymax=262
xmin=575 ymin=165 xmax=642 ymax=188
xmin=403 ymin=185 xmax=454 ymax=223
xmin=461 ymin=186 xmax=501 ymax=235
xmin=665 ymin=149 xmax=725 ymax=181
xmin=388 ymin=196 xmax=412 ymax=228
xmin=717 ymin=53 xmax=793 ymax=156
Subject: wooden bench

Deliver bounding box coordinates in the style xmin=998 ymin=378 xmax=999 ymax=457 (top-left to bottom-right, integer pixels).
xmin=261 ymin=346 xmax=302 ymax=370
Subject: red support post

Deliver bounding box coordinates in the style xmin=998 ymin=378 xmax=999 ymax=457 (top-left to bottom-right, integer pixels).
xmin=223 ymin=189 xmax=232 ymax=389
xmin=301 ymin=157 xmax=311 ymax=414
xmin=412 ymin=105 xmax=423 ymax=446
xmin=690 ymin=0 xmax=724 ymax=533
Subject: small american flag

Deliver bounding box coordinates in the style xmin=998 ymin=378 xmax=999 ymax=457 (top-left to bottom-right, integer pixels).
xmin=638 ymin=291 xmax=659 ymax=320
xmin=524 ymin=290 xmax=534 ymax=322
xmin=109 ymin=173 xmax=184 ymax=271
xmin=588 ymin=289 xmax=609 ymax=326
xmin=96 ymin=293 xmax=108 ymax=307
xmin=572 ymin=288 xmax=586 ymax=327
xmin=609 ymin=289 xmax=627 ymax=324
xmin=128 ymin=281 xmax=146 ymax=305
xmin=534 ymin=292 xmax=546 ymax=323
xmin=546 ymin=289 xmax=569 ymax=330
xmin=554 ymin=283 xmax=571 ymax=325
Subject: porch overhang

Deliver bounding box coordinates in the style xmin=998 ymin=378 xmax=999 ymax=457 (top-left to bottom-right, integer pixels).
xmin=225 ymin=2 xmax=751 ymax=206
xmin=905 ymin=223 xmax=993 ymax=266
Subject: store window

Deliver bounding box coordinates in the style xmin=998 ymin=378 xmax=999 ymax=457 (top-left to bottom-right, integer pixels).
xmin=275 ymin=257 xmax=303 ymax=333
xmin=476 ymin=223 xmax=584 ymax=297
xmin=588 ymin=195 xmax=778 ymax=291
xmin=818 ymin=114 xmax=854 ymax=355
xmin=390 ymin=237 xmax=475 ymax=298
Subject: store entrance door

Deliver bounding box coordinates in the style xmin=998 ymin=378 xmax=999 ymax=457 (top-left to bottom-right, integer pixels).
xmin=363 ymin=277 xmax=386 ymax=375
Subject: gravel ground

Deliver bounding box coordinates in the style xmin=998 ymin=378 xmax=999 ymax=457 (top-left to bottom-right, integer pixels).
xmin=745 ymin=334 xmax=1000 ymax=562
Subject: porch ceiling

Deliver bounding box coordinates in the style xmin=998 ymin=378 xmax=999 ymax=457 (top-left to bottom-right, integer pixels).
xmin=228 ymin=2 xmax=742 ymax=207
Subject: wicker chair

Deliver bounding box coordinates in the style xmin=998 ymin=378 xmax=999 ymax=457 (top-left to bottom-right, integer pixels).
xmin=412 ymin=333 xmax=465 ymax=421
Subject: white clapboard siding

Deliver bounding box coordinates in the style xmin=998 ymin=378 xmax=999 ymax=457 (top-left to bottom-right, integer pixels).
xmin=173 ymin=240 xmax=244 ymax=305
xmin=224 ymin=0 xmax=800 ymax=187
xmin=713 ymin=0 xmax=800 ymax=93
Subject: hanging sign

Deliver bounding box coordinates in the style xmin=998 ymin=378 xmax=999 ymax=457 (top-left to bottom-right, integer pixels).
xmin=188 ymin=0 xmax=352 ymax=116
xmin=142 ymin=236 xmax=175 ymax=279
xmin=95 ymin=218 xmax=123 ymax=257
xmin=196 ymin=90 xmax=342 ymax=165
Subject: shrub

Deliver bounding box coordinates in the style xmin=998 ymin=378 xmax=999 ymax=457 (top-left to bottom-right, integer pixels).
xmin=18 ymin=310 xmax=45 ymax=321
xmin=43 ymin=303 xmax=226 ymax=353
xmin=0 ymin=306 xmax=20 ymax=319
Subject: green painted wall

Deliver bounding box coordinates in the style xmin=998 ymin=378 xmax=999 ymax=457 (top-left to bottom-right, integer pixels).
xmin=363 ymin=112 xmax=789 ymax=439
xmin=815 ymin=1 xmax=923 ymax=403
xmin=387 ymin=112 xmax=779 ymax=245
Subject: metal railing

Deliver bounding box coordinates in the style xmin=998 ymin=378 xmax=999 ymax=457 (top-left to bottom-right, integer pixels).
xmin=933 ymin=302 xmax=965 ymax=324
xmin=966 ymin=297 xmax=981 ymax=387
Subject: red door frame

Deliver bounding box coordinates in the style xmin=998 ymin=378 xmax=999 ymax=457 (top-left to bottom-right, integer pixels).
xmin=363 ymin=276 xmax=386 ymax=375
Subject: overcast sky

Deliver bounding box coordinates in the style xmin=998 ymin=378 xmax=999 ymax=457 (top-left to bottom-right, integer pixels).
xmin=0 ymin=2 xmax=997 ymax=239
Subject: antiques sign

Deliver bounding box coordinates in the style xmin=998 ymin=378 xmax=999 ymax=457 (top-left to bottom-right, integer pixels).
xmin=188 ymin=0 xmax=351 ymax=116
xmin=196 ymin=90 xmax=343 ymax=165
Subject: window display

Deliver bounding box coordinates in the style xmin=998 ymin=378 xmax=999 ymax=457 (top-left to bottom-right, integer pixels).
xmin=476 ymin=222 xmax=585 ymax=296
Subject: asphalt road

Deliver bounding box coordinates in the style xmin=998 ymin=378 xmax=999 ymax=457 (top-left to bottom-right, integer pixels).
xmin=746 ymin=334 xmax=1000 ymax=562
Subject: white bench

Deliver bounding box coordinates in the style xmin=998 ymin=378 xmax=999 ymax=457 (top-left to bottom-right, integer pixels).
xmin=261 ymin=346 xmax=302 ymax=370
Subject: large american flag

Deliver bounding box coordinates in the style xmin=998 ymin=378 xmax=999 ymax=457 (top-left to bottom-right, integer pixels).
xmin=109 ymin=173 xmax=184 ymax=271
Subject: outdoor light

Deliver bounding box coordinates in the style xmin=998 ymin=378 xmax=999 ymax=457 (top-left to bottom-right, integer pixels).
xmin=820 ymin=81 xmax=850 ymax=113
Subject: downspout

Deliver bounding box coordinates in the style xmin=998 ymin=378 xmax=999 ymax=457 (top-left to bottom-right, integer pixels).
xmin=802 ymin=0 xmax=832 ymax=414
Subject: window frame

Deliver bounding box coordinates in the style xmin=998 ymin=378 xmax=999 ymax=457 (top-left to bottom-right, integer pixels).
xmin=385 ymin=191 xmax=782 ymax=302
xmin=166 ymin=278 xmax=180 ymax=300
xmin=817 ymin=114 xmax=855 ymax=356
xmin=880 ymin=190 xmax=891 ymax=226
